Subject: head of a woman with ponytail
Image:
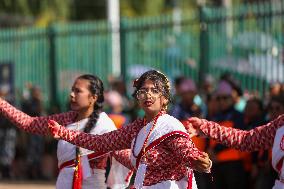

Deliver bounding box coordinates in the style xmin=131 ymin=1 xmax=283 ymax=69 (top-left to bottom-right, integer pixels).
xmin=70 ymin=74 xmax=104 ymax=133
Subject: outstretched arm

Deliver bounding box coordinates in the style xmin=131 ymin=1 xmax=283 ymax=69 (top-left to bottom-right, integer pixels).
xmin=0 ymin=98 xmax=76 ymax=135
xmin=187 ymin=115 xmax=284 ymax=151
xmin=165 ymin=135 xmax=211 ymax=173
xmin=48 ymin=119 xmax=144 ymax=154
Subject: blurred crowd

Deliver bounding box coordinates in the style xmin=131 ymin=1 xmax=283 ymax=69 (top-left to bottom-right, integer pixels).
xmin=0 ymin=72 xmax=284 ymax=189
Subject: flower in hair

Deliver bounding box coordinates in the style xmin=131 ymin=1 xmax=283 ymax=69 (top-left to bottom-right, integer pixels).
xmin=133 ymin=78 xmax=139 ymax=87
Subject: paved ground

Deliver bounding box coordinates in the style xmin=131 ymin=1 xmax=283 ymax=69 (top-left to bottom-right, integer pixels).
xmin=0 ymin=181 xmax=55 ymax=189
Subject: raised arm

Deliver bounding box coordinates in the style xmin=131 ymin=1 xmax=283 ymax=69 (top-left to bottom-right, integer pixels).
xmin=112 ymin=149 xmax=134 ymax=170
xmin=165 ymin=135 xmax=211 ymax=173
xmin=48 ymin=119 xmax=144 ymax=154
xmin=0 ymin=98 xmax=76 ymax=135
xmin=188 ymin=115 xmax=284 ymax=151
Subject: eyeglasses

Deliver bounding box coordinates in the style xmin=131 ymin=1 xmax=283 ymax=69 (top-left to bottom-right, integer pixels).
xmin=136 ymin=87 xmax=162 ymax=100
xmin=216 ymin=95 xmax=231 ymax=101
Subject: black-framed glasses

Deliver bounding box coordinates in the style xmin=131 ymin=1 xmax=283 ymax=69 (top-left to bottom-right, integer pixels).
xmin=136 ymin=87 xmax=162 ymax=100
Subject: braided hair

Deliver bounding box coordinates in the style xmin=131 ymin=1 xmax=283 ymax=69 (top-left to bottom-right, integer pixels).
xmin=132 ymin=70 xmax=171 ymax=109
xmin=77 ymin=74 xmax=104 ymax=133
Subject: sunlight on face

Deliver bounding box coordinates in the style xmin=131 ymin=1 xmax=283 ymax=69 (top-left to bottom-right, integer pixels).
xmin=137 ymin=79 xmax=168 ymax=119
xmin=69 ymin=78 xmax=95 ymax=111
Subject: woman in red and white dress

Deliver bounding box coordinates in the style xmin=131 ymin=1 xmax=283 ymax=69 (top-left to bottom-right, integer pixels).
xmin=48 ymin=70 xmax=212 ymax=189
xmin=0 ymin=74 xmax=129 ymax=189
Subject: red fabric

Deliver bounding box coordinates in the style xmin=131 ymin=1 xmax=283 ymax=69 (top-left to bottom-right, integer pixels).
xmin=125 ymin=170 xmax=134 ymax=183
xmin=0 ymin=99 xmax=76 ymax=135
xmin=277 ymin=157 xmax=284 ymax=172
xmin=136 ymin=130 xmax=190 ymax=168
xmin=72 ymin=155 xmax=82 ymax=189
xmin=112 ymin=149 xmax=134 ymax=170
xmin=187 ymin=170 xmax=193 ymax=189
xmin=59 ymin=151 xmax=108 ymax=171
xmin=198 ymin=115 xmax=284 ymax=152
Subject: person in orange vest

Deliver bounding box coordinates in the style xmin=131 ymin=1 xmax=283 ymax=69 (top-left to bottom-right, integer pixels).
xmin=170 ymin=78 xmax=210 ymax=189
xmin=104 ymin=90 xmax=130 ymax=129
xmin=208 ymin=80 xmax=247 ymax=189
xmin=243 ymin=97 xmax=268 ymax=189
xmin=256 ymin=95 xmax=284 ymax=189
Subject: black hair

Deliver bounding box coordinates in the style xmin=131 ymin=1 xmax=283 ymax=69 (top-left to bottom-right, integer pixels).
xmin=132 ymin=70 xmax=171 ymax=107
xmin=220 ymin=72 xmax=243 ymax=96
xmin=247 ymin=97 xmax=264 ymax=112
xmin=174 ymin=76 xmax=186 ymax=87
xmin=268 ymin=94 xmax=284 ymax=108
xmin=77 ymin=74 xmax=104 ymax=133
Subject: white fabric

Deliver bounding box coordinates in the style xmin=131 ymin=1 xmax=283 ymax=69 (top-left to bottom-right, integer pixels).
xmin=272 ymin=180 xmax=284 ymax=189
xmin=107 ymin=158 xmax=131 ymax=189
xmin=135 ymin=163 xmax=148 ymax=189
xmin=131 ymin=114 xmax=197 ymax=189
xmin=143 ymin=175 xmax=197 ymax=189
xmin=56 ymin=112 xmax=127 ymax=189
xmin=272 ymin=125 xmax=284 ymax=189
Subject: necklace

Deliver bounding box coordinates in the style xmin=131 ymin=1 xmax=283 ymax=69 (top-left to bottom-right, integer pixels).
xmin=132 ymin=111 xmax=165 ymax=159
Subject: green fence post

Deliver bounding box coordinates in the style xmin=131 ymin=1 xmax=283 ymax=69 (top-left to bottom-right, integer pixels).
xmin=48 ymin=24 xmax=60 ymax=111
xmin=199 ymin=6 xmax=209 ymax=85
xmin=120 ymin=19 xmax=127 ymax=83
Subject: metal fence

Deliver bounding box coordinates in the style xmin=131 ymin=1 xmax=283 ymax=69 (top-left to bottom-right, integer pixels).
xmin=0 ymin=1 xmax=283 ymax=109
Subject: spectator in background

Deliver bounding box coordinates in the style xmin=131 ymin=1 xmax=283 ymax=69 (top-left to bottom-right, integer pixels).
xmin=21 ymin=85 xmax=45 ymax=180
xmin=208 ymin=80 xmax=247 ymax=189
xmin=243 ymin=98 xmax=268 ymax=189
xmin=170 ymin=78 xmax=201 ymax=120
xmin=199 ymin=74 xmax=215 ymax=118
xmin=265 ymin=82 xmax=282 ymax=106
xmin=104 ymin=90 xmax=130 ymax=129
xmin=109 ymin=77 xmax=132 ymax=112
xmin=220 ymin=73 xmax=246 ymax=112
xmin=244 ymin=98 xmax=266 ymax=130
xmin=0 ymin=86 xmax=16 ymax=179
xmin=170 ymin=78 xmax=209 ymax=189
xmin=254 ymin=94 xmax=284 ymax=189
xmin=280 ymin=82 xmax=284 ymax=94
xmin=269 ymin=82 xmax=282 ymax=99
xmin=173 ymin=76 xmax=186 ymax=99
xmin=201 ymin=75 xmax=215 ymax=97
xmin=204 ymin=94 xmax=219 ymax=121
xmin=268 ymin=95 xmax=284 ymax=120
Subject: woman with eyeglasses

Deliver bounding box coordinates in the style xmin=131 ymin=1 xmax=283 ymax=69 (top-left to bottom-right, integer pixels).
xmin=185 ymin=93 xmax=284 ymax=189
xmin=47 ymin=70 xmax=212 ymax=189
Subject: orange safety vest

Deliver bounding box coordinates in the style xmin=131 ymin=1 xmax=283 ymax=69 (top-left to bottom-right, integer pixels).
xmin=108 ymin=114 xmax=127 ymax=129
xmin=209 ymin=120 xmax=248 ymax=162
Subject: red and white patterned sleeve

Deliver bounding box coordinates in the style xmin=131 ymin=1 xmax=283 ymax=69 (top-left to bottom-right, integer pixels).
xmin=0 ymin=98 xmax=76 ymax=135
xmin=55 ymin=119 xmax=144 ymax=154
xmin=199 ymin=115 xmax=284 ymax=151
xmin=112 ymin=149 xmax=134 ymax=170
xmin=165 ymin=135 xmax=204 ymax=168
